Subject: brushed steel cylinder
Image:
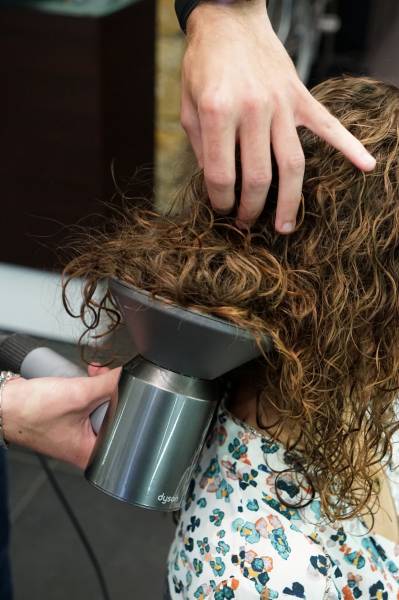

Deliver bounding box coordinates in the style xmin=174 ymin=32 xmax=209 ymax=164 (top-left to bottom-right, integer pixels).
xmin=85 ymin=357 xmax=219 ymax=511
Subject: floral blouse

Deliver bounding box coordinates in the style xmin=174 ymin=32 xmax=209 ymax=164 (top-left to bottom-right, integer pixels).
xmin=167 ymin=401 xmax=399 ymax=599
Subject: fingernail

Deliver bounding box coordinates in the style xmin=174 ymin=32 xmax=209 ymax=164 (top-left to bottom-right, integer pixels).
xmin=280 ymin=221 xmax=294 ymax=233
xmin=363 ymin=154 xmax=376 ymax=170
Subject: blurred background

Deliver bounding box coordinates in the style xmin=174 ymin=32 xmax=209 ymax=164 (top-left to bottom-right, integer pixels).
xmin=0 ymin=0 xmax=399 ymax=598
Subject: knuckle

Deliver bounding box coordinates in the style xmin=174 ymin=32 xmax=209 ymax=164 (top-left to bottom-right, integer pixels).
xmin=180 ymin=115 xmax=189 ymax=131
xmin=320 ymin=111 xmax=338 ymax=132
xmin=199 ymin=94 xmax=232 ymax=119
xmin=245 ymin=171 xmax=271 ymax=191
xmin=283 ymin=152 xmax=305 ymax=173
xmin=206 ymin=171 xmax=235 ymax=192
xmin=180 ymin=114 xmax=193 ymax=132
xmin=242 ymin=94 xmax=266 ymax=114
xmin=180 ymin=109 xmax=190 ymax=129
xmin=180 ymin=106 xmax=196 ymax=133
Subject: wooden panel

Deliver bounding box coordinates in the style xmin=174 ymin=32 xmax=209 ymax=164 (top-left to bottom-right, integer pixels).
xmin=0 ymin=1 xmax=155 ymax=270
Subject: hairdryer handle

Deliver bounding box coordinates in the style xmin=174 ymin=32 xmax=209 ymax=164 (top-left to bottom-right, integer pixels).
xmin=0 ymin=334 xmax=109 ymax=434
xmin=89 ymin=402 xmax=110 ymax=435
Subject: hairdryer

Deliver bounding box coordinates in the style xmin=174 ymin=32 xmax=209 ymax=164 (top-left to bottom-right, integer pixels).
xmin=0 ymin=279 xmax=270 ymax=511
xmin=86 ymin=279 xmax=269 ymax=511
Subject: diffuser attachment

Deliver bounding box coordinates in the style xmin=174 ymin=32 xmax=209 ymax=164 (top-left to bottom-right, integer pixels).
xmin=109 ymin=279 xmax=270 ymax=379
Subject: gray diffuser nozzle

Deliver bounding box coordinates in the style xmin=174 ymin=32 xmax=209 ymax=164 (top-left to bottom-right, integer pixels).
xmin=109 ymin=279 xmax=270 ymax=379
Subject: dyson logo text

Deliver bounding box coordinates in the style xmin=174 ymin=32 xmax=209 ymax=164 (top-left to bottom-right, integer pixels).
xmin=158 ymin=492 xmax=179 ymax=505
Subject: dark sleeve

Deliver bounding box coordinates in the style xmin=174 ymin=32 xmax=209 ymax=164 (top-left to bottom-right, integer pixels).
xmin=175 ymin=0 xmax=200 ymax=33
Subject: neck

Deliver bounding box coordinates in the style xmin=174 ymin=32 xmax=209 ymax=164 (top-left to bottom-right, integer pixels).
xmin=226 ymin=377 xmax=302 ymax=448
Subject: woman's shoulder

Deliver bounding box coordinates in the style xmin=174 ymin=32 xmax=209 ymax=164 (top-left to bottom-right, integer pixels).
xmin=167 ymin=404 xmax=337 ymax=599
xmin=168 ymin=482 xmax=335 ymax=599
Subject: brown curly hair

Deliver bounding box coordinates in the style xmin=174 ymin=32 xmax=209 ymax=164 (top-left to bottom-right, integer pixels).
xmin=63 ymin=76 xmax=399 ymax=524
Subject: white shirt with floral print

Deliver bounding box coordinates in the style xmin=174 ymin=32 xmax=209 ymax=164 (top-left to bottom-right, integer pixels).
xmin=167 ymin=401 xmax=399 ymax=599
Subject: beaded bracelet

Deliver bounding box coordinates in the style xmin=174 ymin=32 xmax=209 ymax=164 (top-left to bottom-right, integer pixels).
xmin=0 ymin=371 xmax=18 ymax=449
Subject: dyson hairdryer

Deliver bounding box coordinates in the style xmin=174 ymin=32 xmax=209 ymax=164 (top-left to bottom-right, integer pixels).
xmin=0 ymin=279 xmax=269 ymax=511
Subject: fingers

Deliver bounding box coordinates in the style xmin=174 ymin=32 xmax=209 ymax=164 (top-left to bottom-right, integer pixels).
xmin=237 ymin=103 xmax=272 ymax=226
xmin=301 ymin=91 xmax=376 ymax=172
xmin=198 ymin=95 xmax=237 ymax=214
xmin=75 ymin=368 xmax=121 ymax=468
xmin=82 ymin=367 xmax=122 ymax=411
xmin=271 ymin=109 xmax=305 ymax=234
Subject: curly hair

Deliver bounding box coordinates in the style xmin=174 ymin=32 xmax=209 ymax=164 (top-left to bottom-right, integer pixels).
xmin=63 ymin=76 xmax=399 ymax=524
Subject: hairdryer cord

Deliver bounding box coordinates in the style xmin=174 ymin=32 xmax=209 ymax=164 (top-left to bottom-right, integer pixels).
xmin=36 ymin=454 xmax=111 ymax=600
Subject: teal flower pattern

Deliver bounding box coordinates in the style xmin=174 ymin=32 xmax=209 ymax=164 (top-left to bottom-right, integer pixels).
xmin=167 ymin=403 xmax=399 ymax=599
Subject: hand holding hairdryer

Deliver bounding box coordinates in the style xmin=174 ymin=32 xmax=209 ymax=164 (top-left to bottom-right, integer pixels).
xmin=0 ymin=333 xmax=119 ymax=469
xmin=0 ymin=279 xmax=269 ymax=510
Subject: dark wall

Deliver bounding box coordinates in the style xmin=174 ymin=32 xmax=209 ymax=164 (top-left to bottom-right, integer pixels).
xmin=0 ymin=1 xmax=155 ymax=270
xmin=309 ymin=0 xmax=373 ymax=84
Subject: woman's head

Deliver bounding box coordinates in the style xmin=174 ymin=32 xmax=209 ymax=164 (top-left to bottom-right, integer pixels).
xmin=64 ymin=76 xmax=399 ymax=522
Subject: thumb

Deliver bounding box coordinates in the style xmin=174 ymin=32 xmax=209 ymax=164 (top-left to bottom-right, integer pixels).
xmin=82 ymin=367 xmax=122 ymax=412
xmin=88 ymin=363 xmax=110 ymax=377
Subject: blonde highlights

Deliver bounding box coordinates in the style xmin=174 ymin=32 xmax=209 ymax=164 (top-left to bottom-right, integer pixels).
xmin=64 ymin=76 xmax=399 ymax=523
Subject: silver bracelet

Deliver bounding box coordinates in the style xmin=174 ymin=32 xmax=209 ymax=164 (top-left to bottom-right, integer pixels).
xmin=0 ymin=371 xmax=18 ymax=449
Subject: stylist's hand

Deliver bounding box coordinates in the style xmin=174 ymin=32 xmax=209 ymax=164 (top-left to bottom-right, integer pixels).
xmin=2 ymin=366 xmax=120 ymax=469
xmin=182 ymin=0 xmax=376 ymax=232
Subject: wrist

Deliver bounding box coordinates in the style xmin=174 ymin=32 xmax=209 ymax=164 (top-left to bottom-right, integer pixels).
xmin=186 ymin=0 xmax=269 ymax=36
xmin=1 ymin=377 xmax=25 ymax=445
